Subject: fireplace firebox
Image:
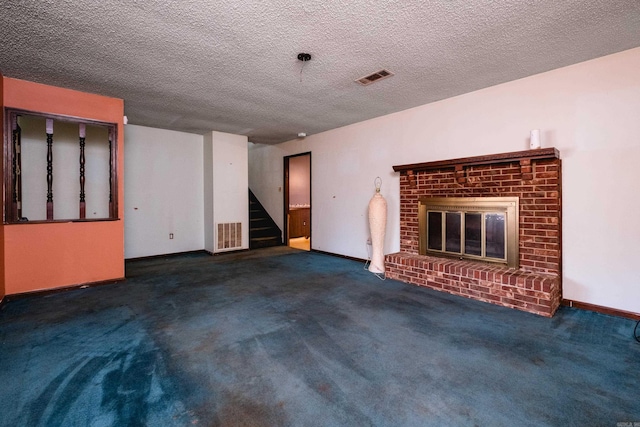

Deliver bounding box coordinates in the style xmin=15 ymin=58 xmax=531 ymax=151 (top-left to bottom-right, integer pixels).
xmin=419 ymin=197 xmax=519 ymax=268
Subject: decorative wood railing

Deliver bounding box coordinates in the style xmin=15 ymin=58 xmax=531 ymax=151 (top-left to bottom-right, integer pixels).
xmin=79 ymin=124 xmax=86 ymax=219
xmin=108 ymin=128 xmax=114 ymax=217
xmin=11 ymin=116 xmax=22 ymax=219
xmin=4 ymin=109 xmax=118 ymax=223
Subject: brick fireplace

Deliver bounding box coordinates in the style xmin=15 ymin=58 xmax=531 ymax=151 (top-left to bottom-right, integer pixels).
xmin=385 ymin=148 xmax=562 ymax=317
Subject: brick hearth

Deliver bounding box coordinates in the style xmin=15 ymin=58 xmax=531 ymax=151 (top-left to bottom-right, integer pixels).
xmin=386 ymin=148 xmax=562 ymax=317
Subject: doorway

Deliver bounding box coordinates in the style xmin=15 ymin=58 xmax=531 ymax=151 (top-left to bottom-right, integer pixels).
xmin=284 ymin=152 xmax=311 ymax=251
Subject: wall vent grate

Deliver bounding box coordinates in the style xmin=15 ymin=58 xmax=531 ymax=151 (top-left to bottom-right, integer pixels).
xmin=356 ymin=69 xmax=394 ymax=85
xmin=217 ymin=222 xmax=242 ymax=250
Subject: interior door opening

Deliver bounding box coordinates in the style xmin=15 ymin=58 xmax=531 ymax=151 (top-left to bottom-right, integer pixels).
xmin=284 ymin=153 xmax=311 ymax=251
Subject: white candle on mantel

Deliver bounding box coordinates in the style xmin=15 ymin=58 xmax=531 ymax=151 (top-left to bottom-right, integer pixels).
xmin=530 ymin=129 xmax=541 ymax=149
xmin=79 ymin=124 xmax=86 ymax=138
xmin=46 ymin=119 xmax=53 ymax=134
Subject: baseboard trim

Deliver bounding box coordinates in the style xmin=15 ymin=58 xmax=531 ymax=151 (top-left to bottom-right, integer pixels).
xmin=311 ymin=249 xmax=367 ymax=264
xmin=561 ymin=299 xmax=640 ymax=320
xmin=5 ymin=277 xmax=127 ymax=302
xmin=126 ymin=249 xmax=210 ymax=262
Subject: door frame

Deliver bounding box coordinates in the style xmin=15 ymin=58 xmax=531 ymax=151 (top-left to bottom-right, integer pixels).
xmin=283 ymin=152 xmax=312 ymax=245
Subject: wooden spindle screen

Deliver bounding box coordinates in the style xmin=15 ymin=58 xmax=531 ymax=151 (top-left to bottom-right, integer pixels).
xmin=79 ymin=125 xmax=86 ymax=219
xmin=108 ymin=129 xmax=114 ymax=217
xmin=4 ymin=110 xmax=118 ymax=223
xmin=46 ymin=122 xmax=54 ymax=220
xmin=11 ymin=116 xmax=22 ymax=221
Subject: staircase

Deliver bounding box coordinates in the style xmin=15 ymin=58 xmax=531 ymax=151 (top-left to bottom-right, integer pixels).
xmin=249 ymin=189 xmax=283 ymax=249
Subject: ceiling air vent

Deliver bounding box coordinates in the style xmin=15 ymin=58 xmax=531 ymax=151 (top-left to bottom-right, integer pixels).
xmin=355 ymin=69 xmax=394 ymax=86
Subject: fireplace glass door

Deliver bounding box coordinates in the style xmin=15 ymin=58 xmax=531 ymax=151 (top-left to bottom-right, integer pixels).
xmin=427 ymin=210 xmax=506 ymax=261
xmin=420 ymin=197 xmax=518 ymax=268
xmin=485 ymin=213 xmax=506 ymax=259
xmin=464 ymin=213 xmax=482 ymax=256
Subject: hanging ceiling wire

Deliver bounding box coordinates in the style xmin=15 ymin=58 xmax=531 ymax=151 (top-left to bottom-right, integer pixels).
xmin=297 ymin=53 xmax=311 ymax=82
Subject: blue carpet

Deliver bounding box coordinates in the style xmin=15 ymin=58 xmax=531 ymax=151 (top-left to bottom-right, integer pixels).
xmin=0 ymin=248 xmax=638 ymax=426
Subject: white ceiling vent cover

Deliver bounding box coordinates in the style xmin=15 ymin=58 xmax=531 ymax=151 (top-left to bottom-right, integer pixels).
xmin=356 ymin=69 xmax=394 ymax=86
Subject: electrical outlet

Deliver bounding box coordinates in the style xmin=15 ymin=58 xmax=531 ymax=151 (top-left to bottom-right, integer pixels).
xmin=169 ymin=233 xmax=174 ymax=239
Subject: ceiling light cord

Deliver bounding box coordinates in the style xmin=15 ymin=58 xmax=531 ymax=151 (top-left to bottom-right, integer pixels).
xmin=297 ymin=53 xmax=311 ymax=83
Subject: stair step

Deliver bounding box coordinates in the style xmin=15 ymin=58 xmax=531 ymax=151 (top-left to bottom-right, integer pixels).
xmin=251 ymin=236 xmax=280 ymax=242
xmin=249 ymin=189 xmax=283 ymax=249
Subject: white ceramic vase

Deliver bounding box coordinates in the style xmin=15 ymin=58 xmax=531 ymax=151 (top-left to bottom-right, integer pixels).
xmin=368 ymin=191 xmax=387 ymax=274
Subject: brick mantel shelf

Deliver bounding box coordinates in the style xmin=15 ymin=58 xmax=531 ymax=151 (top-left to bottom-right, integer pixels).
xmin=386 ymin=148 xmax=562 ymax=317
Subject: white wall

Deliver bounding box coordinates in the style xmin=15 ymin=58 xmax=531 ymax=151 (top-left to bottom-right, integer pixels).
xmin=203 ymin=131 xmax=249 ymax=253
xmin=289 ymin=154 xmax=310 ymax=206
xmin=249 ymin=47 xmax=640 ymax=314
xmin=124 ymin=125 xmax=204 ymax=258
xmin=203 ymin=132 xmax=214 ymax=253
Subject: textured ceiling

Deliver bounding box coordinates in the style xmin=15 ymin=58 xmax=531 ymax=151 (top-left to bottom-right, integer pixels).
xmin=1 ymin=1 xmax=640 ymax=144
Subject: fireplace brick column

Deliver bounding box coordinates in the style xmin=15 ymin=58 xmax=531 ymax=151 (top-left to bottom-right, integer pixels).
xmin=387 ymin=149 xmax=562 ymax=317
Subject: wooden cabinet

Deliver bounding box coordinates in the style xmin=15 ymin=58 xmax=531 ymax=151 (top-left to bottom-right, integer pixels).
xmin=289 ymin=208 xmax=310 ymax=238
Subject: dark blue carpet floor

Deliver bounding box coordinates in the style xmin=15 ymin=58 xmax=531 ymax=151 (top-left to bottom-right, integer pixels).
xmin=0 ymin=248 xmax=638 ymax=426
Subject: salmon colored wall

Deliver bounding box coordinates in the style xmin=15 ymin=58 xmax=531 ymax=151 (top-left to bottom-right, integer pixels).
xmin=0 ymin=73 xmax=5 ymax=300
xmin=4 ymin=222 xmax=123 ymax=294
xmin=2 ymin=77 xmax=124 ymax=294
xmin=3 ymin=77 xmax=123 ymax=124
